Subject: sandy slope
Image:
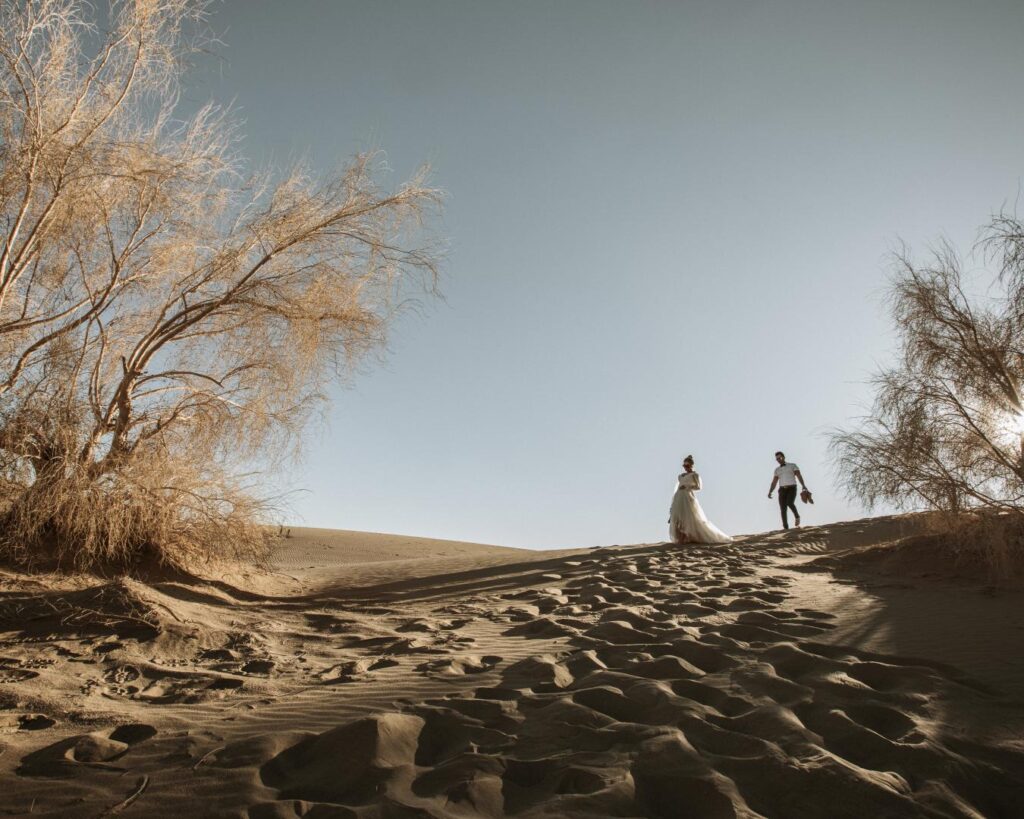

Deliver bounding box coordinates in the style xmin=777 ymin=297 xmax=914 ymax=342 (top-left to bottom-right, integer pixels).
xmin=0 ymin=519 xmax=1022 ymax=818
xmin=271 ymin=527 xmax=532 ymax=572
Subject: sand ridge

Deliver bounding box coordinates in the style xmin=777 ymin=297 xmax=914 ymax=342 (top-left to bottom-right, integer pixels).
xmin=0 ymin=520 xmax=1022 ymax=817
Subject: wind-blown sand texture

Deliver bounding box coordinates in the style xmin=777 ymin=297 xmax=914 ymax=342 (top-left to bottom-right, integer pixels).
xmin=0 ymin=517 xmax=1022 ymax=817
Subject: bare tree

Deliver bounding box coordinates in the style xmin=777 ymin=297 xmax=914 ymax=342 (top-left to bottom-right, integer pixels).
xmin=831 ymin=216 xmax=1024 ymax=522
xmin=0 ymin=1 xmax=442 ymax=571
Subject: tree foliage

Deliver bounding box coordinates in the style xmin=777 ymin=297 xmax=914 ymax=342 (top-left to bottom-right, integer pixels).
xmin=0 ymin=0 xmax=441 ymax=571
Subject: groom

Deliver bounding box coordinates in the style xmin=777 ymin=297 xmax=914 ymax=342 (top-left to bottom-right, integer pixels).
xmin=767 ymin=451 xmax=807 ymax=529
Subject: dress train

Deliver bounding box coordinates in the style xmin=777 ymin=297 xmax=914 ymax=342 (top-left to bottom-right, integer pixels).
xmin=668 ymin=471 xmax=732 ymax=544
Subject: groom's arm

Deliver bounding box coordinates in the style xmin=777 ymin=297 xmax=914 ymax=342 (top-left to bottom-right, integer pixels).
xmin=794 ymin=469 xmax=807 ymax=489
xmin=768 ymin=476 xmax=778 ymax=498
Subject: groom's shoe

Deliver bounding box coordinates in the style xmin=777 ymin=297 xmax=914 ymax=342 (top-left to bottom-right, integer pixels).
xmin=794 ymin=517 xmax=801 ymax=528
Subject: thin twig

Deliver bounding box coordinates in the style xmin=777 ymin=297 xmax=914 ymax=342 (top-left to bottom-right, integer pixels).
xmin=190 ymin=744 xmax=223 ymax=771
xmin=95 ymin=775 xmax=148 ymax=817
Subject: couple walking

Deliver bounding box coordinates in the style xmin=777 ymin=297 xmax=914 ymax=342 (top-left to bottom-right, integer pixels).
xmin=668 ymin=451 xmax=810 ymax=544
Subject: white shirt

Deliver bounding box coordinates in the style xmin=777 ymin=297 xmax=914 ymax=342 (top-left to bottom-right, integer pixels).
xmin=774 ymin=462 xmax=800 ymax=486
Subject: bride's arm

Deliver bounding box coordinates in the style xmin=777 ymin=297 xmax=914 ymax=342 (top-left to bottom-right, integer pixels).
xmin=693 ymin=473 xmax=703 ymax=490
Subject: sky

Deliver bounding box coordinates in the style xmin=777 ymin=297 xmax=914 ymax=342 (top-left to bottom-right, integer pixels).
xmin=192 ymin=0 xmax=1024 ymax=548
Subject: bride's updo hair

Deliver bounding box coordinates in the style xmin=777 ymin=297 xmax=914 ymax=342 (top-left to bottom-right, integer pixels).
xmin=683 ymin=454 xmax=694 ymax=465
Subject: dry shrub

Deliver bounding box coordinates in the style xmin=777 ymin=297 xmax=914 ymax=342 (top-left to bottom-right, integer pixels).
xmin=831 ymin=213 xmax=1024 ymax=578
xmin=0 ymin=450 xmax=270 ymax=574
xmin=0 ymin=1 xmax=442 ymax=573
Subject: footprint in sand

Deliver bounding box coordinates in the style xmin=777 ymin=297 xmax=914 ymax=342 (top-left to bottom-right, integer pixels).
xmin=318 ymin=656 xmax=401 ymax=684
xmin=318 ymin=658 xmax=374 ymax=683
xmin=415 ymin=655 xmax=502 ymax=678
xmin=503 ymin=617 xmax=578 ymax=639
xmin=104 ymin=683 xmax=141 ymax=698
xmin=103 ymin=664 xmax=142 ymax=684
xmin=198 ymin=648 xmax=240 ymax=663
xmin=241 ymin=659 xmax=276 ymax=675
xmin=304 ymin=613 xmax=361 ymax=633
xmin=132 ymin=670 xmax=244 ymax=703
xmin=396 ymin=618 xmax=438 ymax=633
xmin=17 ymin=723 xmax=157 ymax=775
xmin=0 ymin=667 xmax=38 ymax=683
xmin=17 ymin=714 xmax=56 ymax=731
xmin=503 ymin=654 xmax=574 ymax=690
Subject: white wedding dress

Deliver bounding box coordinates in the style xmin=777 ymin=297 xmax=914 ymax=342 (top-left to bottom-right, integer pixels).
xmin=668 ymin=471 xmax=732 ymax=544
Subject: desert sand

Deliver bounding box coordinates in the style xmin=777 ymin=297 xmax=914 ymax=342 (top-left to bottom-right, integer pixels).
xmin=0 ymin=516 xmax=1022 ymax=818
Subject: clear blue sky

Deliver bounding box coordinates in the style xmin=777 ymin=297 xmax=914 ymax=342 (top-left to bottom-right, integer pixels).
xmin=197 ymin=0 xmax=1024 ymax=547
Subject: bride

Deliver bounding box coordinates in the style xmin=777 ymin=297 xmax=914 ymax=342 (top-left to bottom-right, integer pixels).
xmin=668 ymin=455 xmax=732 ymax=544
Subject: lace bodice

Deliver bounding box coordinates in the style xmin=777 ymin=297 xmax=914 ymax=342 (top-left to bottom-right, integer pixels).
xmin=676 ymin=471 xmax=702 ymax=491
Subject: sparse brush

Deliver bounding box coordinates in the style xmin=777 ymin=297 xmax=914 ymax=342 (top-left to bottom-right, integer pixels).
xmin=0 ymin=0 xmax=442 ymax=574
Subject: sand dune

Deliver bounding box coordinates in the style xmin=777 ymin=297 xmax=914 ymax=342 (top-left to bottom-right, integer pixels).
xmin=0 ymin=519 xmax=1022 ymax=817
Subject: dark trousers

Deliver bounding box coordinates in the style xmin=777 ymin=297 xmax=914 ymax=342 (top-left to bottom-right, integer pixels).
xmin=778 ymin=485 xmax=799 ymax=528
